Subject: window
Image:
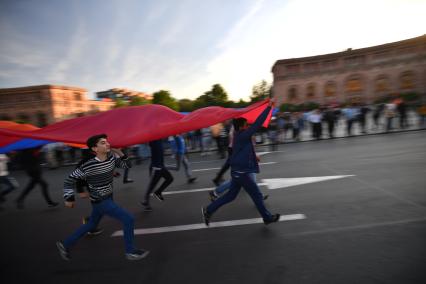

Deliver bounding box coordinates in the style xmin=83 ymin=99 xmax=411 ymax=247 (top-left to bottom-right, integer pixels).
xmin=322 ymin=60 xmax=338 ymax=69
xmin=400 ymin=71 xmax=415 ymax=90
xmin=324 ymin=82 xmax=336 ymax=97
xmin=74 ymin=93 xmax=82 ymax=101
xmin=304 ymin=63 xmax=319 ymax=73
xmin=288 ymin=87 xmax=298 ymax=100
xmin=375 ymin=75 xmax=389 ymax=93
xmin=306 ymin=84 xmax=316 ymax=99
xmin=345 ymin=76 xmax=363 ymax=93
xmin=286 ymin=64 xmax=300 ymax=73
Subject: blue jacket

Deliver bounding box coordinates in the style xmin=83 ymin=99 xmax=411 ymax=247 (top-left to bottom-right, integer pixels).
xmin=173 ymin=136 xmax=186 ymax=154
xmin=230 ymin=106 xmax=271 ymax=173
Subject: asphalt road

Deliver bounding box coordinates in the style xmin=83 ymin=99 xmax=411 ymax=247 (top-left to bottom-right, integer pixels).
xmin=1 ymin=130 xmax=426 ymax=284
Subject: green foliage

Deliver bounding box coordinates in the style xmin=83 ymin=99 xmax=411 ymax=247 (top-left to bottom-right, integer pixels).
xmin=401 ymin=92 xmax=418 ymax=102
xmin=178 ymin=99 xmax=194 ymax=112
xmin=279 ymin=102 xmax=319 ymax=112
xmin=152 ymin=90 xmax=179 ymax=111
xmin=114 ymin=98 xmax=128 ymax=108
xmin=279 ymin=103 xmax=296 ymax=112
xmin=194 ymin=84 xmax=229 ymax=108
xmin=129 ymin=96 xmax=151 ymax=106
xmin=251 ymin=80 xmax=271 ymax=103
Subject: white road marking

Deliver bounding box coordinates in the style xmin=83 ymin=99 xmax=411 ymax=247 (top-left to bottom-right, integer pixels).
xmin=111 ymin=214 xmax=306 ymax=236
xmin=261 ymin=175 xmax=355 ymax=190
xmin=161 ymin=175 xmax=354 ymax=195
xmin=256 ymin=151 xmax=285 ymax=156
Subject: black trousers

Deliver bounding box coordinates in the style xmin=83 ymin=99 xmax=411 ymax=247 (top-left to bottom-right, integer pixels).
xmin=144 ymin=167 xmax=173 ymax=203
xmin=214 ymin=147 xmax=233 ymax=181
xmin=17 ymin=171 xmax=54 ymax=204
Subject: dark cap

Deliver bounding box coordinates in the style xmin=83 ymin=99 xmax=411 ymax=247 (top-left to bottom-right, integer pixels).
xmin=86 ymin=134 xmax=108 ymax=149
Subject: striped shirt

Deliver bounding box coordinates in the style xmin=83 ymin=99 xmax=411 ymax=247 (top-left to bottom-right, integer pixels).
xmin=63 ymin=154 xmax=130 ymax=203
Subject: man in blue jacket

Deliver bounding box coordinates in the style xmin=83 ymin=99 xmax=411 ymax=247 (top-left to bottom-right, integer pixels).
xmin=202 ymin=99 xmax=280 ymax=226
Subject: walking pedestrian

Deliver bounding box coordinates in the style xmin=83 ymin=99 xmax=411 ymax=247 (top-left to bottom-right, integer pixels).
xmin=0 ymin=154 xmax=18 ymax=204
xmin=167 ymin=135 xmax=197 ymax=184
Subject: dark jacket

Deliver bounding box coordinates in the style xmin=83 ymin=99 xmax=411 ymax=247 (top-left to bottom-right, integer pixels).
xmin=230 ymin=106 xmax=271 ymax=173
xmin=149 ymin=139 xmax=165 ymax=168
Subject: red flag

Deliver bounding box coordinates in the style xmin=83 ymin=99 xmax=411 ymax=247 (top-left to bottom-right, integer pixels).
xmin=0 ymin=99 xmax=271 ymax=148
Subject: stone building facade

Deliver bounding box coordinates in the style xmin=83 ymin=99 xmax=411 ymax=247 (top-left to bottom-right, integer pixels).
xmin=0 ymin=85 xmax=114 ymax=127
xmin=272 ymin=35 xmax=426 ymax=106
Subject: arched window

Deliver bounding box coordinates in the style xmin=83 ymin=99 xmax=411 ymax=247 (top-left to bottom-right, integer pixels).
xmin=345 ymin=76 xmax=362 ymax=93
xmin=375 ymin=75 xmax=389 ymax=93
xmin=324 ymin=82 xmax=336 ymax=97
xmin=288 ymin=86 xmax=298 ymax=101
xmin=306 ymin=84 xmax=316 ymax=99
xmin=400 ymin=71 xmax=415 ymax=90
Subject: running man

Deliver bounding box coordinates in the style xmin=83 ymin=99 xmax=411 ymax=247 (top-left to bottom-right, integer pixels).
xmin=56 ymin=134 xmax=149 ymax=261
xmin=141 ymin=139 xmax=174 ymax=212
xmin=202 ymin=100 xmax=280 ymax=226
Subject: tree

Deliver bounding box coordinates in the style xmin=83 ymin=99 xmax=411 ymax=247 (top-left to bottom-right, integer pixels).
xmin=114 ymin=98 xmax=128 ymax=108
xmin=193 ymin=84 xmax=229 ymax=108
xmin=178 ymin=99 xmax=194 ymax=112
xmin=129 ymin=96 xmax=151 ymax=106
xmin=152 ymin=90 xmax=179 ymax=111
xmin=251 ymin=80 xmax=271 ymax=103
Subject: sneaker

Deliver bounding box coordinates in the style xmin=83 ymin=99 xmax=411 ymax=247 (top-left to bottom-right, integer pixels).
xmin=48 ymin=202 xmax=59 ymax=208
xmin=126 ymin=249 xmax=150 ymax=260
xmin=87 ymin=227 xmax=104 ymax=236
xmin=201 ymin=207 xmax=211 ymax=226
xmin=208 ymin=190 xmax=218 ymax=202
xmin=123 ymin=179 xmax=134 ymax=184
xmin=263 ymin=214 xmax=280 ymax=225
xmin=140 ymin=201 xmax=153 ymax=212
xmin=56 ymin=241 xmax=70 ymax=261
xmin=187 ymin=177 xmax=197 ymax=184
xmin=153 ymin=191 xmax=164 ymax=202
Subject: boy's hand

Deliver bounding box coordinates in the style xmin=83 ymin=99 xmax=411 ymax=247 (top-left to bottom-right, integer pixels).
xmin=78 ymin=192 xmax=89 ymax=198
xmin=65 ymin=201 xmax=75 ymax=208
xmin=111 ymin=148 xmax=124 ymax=157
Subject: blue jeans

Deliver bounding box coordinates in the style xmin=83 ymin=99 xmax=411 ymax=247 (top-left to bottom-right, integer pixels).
xmin=215 ymin=173 xmax=256 ymax=195
xmin=207 ymin=171 xmax=272 ymax=221
xmin=63 ymin=198 xmax=136 ymax=253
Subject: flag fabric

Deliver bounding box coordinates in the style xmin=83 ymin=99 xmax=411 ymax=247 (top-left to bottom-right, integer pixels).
xmin=0 ymin=99 xmax=271 ymax=149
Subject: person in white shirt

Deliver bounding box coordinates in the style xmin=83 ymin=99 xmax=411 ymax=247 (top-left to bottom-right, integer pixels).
xmin=0 ymin=154 xmax=18 ymax=204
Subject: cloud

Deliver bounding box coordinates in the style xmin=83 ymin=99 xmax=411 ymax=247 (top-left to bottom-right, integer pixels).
xmin=47 ymin=21 xmax=89 ymax=82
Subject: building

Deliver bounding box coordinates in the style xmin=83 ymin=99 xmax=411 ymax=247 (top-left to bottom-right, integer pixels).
xmin=272 ymin=35 xmax=426 ymax=106
xmin=0 ymin=85 xmax=114 ymax=127
xmin=96 ymin=88 xmax=152 ymax=101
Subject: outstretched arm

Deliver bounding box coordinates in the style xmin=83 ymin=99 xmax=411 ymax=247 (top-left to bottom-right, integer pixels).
xmin=240 ymin=99 xmax=275 ymax=139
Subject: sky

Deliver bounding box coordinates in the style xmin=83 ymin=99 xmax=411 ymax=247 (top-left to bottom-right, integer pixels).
xmin=0 ymin=0 xmax=425 ymax=101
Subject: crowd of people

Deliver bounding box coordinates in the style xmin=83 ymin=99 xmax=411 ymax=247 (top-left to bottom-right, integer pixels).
xmin=1 ymin=98 xmax=425 ymax=261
